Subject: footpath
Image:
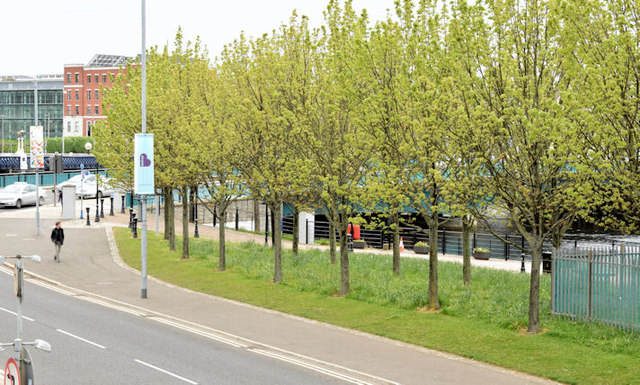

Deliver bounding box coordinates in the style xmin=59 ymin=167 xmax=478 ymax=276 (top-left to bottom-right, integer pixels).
xmin=0 ymin=200 xmax=555 ymax=385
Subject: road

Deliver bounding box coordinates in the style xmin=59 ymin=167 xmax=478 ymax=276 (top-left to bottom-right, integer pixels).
xmin=0 ymin=269 xmax=342 ymax=384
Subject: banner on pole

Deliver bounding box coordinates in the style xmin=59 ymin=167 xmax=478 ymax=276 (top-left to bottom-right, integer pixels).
xmin=29 ymin=126 xmax=44 ymax=169
xmin=134 ymin=133 xmax=154 ymax=195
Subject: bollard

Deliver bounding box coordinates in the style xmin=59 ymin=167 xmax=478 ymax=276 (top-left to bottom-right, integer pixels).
xmin=130 ymin=213 xmax=137 ymax=233
xmin=132 ymin=218 xmax=138 ymax=238
xmin=86 ymin=207 xmax=91 ymax=226
xmin=121 ymin=196 xmax=126 ymax=214
xmin=520 ymin=253 xmax=526 ymax=273
xmin=194 ymin=217 xmax=200 ymax=238
xmin=235 ymin=207 xmax=239 ymax=231
xmin=100 ymin=198 xmax=105 ymax=218
xmin=109 ymin=197 xmax=114 ymax=216
xmin=129 ymin=208 xmax=134 ymax=228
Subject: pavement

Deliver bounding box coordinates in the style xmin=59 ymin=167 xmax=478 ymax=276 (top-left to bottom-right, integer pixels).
xmin=0 ymin=200 xmax=557 ymax=385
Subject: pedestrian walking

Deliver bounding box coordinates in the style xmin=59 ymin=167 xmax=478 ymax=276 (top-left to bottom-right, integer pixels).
xmin=50 ymin=221 xmax=64 ymax=263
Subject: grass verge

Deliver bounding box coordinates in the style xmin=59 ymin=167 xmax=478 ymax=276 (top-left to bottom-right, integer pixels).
xmin=114 ymin=228 xmax=640 ymax=384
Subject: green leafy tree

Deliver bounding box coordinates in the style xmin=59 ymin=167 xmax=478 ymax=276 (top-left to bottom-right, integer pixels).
xmin=564 ymin=0 xmax=640 ymax=233
xmin=454 ymin=0 xmax=593 ymax=333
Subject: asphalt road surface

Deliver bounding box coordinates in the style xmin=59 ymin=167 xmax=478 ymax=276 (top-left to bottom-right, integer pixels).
xmin=0 ymin=270 xmax=343 ymax=384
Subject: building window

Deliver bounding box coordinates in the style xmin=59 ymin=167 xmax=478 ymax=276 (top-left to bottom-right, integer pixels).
xmin=102 ymin=74 xmax=107 ymax=83
xmin=66 ymin=73 xmax=71 ymax=83
xmin=67 ymin=91 xmax=71 ymax=101
xmin=67 ymin=122 xmax=71 ymax=132
xmin=75 ymin=105 xmax=79 ymax=115
xmin=87 ymin=121 xmax=92 ymax=136
xmin=75 ymin=121 xmax=79 ymax=133
xmin=87 ymin=74 xmax=91 ymax=83
xmin=95 ymin=74 xmax=99 ymax=83
xmin=87 ymin=105 xmax=91 ymax=115
xmin=95 ymin=105 xmax=99 ymax=115
xmin=75 ymin=90 xmax=79 ymax=101
xmin=87 ymin=90 xmax=91 ymax=101
xmin=67 ymin=105 xmax=71 ymax=115
xmin=95 ymin=89 xmax=99 ymax=100
xmin=75 ymin=73 xmax=79 ymax=83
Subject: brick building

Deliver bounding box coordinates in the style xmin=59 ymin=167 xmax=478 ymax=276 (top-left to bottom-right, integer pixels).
xmin=63 ymin=54 xmax=131 ymax=137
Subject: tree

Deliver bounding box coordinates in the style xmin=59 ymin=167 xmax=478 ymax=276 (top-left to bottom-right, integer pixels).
xmin=359 ymin=3 xmax=415 ymax=275
xmin=564 ymin=0 xmax=640 ymax=234
xmin=297 ymin=0 xmax=377 ymax=295
xmin=193 ymin=65 xmax=242 ymax=271
xmin=454 ymin=0 xmax=592 ymax=333
xmin=222 ymin=17 xmax=312 ymax=283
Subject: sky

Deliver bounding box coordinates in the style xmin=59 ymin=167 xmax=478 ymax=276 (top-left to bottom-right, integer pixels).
xmin=1 ymin=0 xmax=397 ymax=77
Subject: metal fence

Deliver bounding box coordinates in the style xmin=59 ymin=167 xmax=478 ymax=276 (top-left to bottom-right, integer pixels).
xmin=552 ymin=247 xmax=640 ymax=332
xmin=292 ymin=215 xmax=531 ymax=260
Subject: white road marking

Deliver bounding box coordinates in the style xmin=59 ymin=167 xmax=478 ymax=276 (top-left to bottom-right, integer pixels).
xmin=22 ymin=238 xmax=35 ymax=241
xmin=135 ymin=359 xmax=198 ymax=384
xmin=5 ymin=234 xmax=17 ymax=237
xmin=252 ymin=349 xmax=374 ymax=385
xmin=78 ymin=296 xmax=145 ymax=317
xmin=0 ymin=307 xmax=35 ymax=322
xmin=28 ymin=279 xmax=76 ymax=296
xmin=56 ymin=329 xmax=106 ymax=349
xmin=149 ymin=317 xmax=246 ymax=349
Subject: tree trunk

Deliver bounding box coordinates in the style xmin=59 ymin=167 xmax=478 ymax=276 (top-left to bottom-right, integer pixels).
xmin=271 ymin=211 xmax=276 ymax=246
xmin=272 ymin=202 xmax=283 ymax=283
xmin=254 ymin=198 xmax=261 ymax=232
xmin=392 ymin=212 xmax=400 ymax=275
xmin=181 ymin=186 xmax=190 ymax=260
xmin=527 ymin=238 xmax=543 ymax=333
xmin=462 ymin=215 xmax=472 ymax=286
xmin=218 ymin=206 xmax=226 ymax=271
xmin=339 ymin=214 xmax=350 ymax=296
xmin=329 ymin=221 xmax=337 ymax=264
xmin=163 ymin=187 xmax=176 ymax=251
xmin=292 ymin=206 xmax=299 ymax=255
xmin=427 ymin=211 xmax=440 ymax=310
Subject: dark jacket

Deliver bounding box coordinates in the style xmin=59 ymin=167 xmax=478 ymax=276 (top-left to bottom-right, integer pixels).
xmin=51 ymin=227 xmax=64 ymax=245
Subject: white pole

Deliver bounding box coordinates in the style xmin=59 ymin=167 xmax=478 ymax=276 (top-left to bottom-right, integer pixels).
xmin=140 ymin=0 xmax=148 ymax=299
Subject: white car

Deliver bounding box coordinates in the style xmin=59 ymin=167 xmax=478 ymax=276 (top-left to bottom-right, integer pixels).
xmin=55 ymin=173 xmax=96 ymax=191
xmin=76 ymin=177 xmax=114 ymax=198
xmin=0 ymin=182 xmax=46 ymax=208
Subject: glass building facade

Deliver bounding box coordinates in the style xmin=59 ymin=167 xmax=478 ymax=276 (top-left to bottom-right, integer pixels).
xmin=0 ymin=75 xmax=63 ymax=152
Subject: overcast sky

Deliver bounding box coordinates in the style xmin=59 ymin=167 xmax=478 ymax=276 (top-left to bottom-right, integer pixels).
xmin=1 ymin=0 xmax=397 ymax=77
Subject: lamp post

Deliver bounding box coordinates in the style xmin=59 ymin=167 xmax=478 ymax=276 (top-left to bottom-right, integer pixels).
xmin=0 ymin=254 xmax=52 ymax=384
xmin=44 ymin=112 xmax=50 ymax=154
xmin=84 ymin=142 xmax=99 ymax=223
xmin=0 ymin=114 xmax=6 ymax=153
xmin=84 ymin=142 xmax=93 ymax=220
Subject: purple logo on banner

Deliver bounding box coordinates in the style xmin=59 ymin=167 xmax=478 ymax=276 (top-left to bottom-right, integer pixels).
xmin=140 ymin=154 xmax=151 ymax=167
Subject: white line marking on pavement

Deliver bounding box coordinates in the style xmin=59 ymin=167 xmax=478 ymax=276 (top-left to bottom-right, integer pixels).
xmin=253 ymin=349 xmax=375 ymax=385
xmin=56 ymin=329 xmax=106 ymax=349
xmin=28 ymin=279 xmax=76 ymax=296
xmin=0 ymin=307 xmax=35 ymax=322
xmin=22 ymin=238 xmax=35 ymax=241
xmin=5 ymin=234 xmax=17 ymax=237
xmin=149 ymin=317 xmax=246 ymax=349
xmin=134 ymin=359 xmax=198 ymax=384
xmin=78 ymin=296 xmax=145 ymax=317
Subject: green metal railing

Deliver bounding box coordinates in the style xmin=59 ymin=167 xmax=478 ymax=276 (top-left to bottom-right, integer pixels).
xmin=552 ymin=247 xmax=640 ymax=332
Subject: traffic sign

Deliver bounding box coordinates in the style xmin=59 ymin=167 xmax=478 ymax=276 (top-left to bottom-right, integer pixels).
xmin=4 ymin=357 xmax=20 ymax=385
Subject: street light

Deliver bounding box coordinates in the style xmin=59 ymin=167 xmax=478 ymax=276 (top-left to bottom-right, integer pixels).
xmin=84 ymin=142 xmax=100 ymax=223
xmin=44 ymin=112 xmax=50 ymax=154
xmin=0 ymin=114 xmax=6 ymax=153
xmin=84 ymin=142 xmax=92 ymax=220
xmin=0 ymin=254 xmax=51 ymax=385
